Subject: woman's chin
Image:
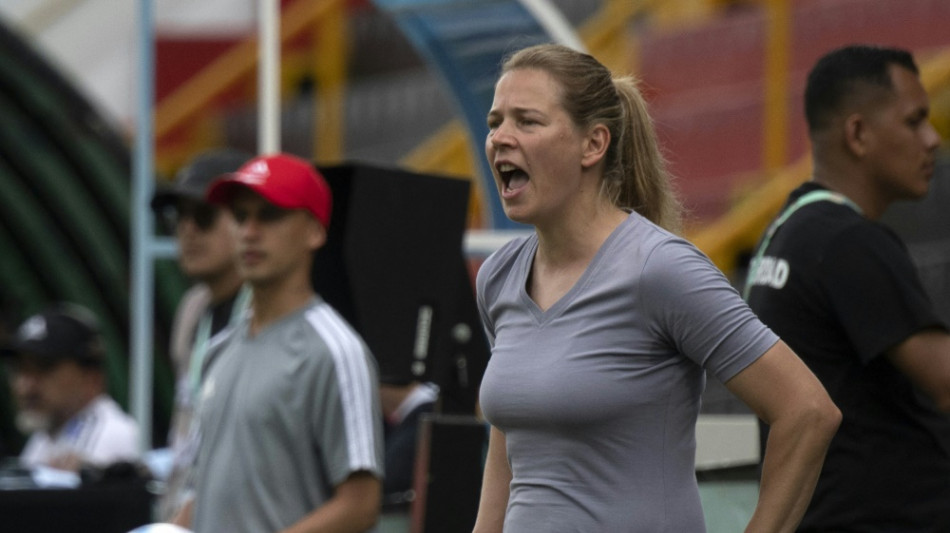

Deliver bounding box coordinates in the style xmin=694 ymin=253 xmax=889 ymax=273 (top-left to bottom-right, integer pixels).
xmin=502 ymin=206 xmax=532 ymax=225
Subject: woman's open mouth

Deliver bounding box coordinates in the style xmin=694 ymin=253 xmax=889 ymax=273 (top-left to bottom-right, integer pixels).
xmin=498 ymin=162 xmax=529 ymax=194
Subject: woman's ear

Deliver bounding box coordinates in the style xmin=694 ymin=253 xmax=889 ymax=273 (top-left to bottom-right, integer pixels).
xmin=581 ymin=123 xmax=610 ymax=169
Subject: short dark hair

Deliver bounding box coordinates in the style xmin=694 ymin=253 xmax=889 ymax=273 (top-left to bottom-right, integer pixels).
xmin=804 ymin=44 xmax=918 ymax=133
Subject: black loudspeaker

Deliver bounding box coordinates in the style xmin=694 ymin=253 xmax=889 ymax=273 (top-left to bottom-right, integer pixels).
xmin=312 ymin=163 xmax=490 ymax=415
xmin=410 ymin=414 xmax=487 ymax=533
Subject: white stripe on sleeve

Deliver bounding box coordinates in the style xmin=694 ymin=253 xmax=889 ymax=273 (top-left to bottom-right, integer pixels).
xmin=305 ymin=304 xmax=377 ymax=471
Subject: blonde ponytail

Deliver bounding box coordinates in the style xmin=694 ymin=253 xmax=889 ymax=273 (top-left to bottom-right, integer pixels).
xmin=608 ymin=77 xmax=682 ymax=233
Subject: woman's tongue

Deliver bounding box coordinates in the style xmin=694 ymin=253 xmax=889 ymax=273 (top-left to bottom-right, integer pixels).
xmin=506 ymin=170 xmax=529 ymax=192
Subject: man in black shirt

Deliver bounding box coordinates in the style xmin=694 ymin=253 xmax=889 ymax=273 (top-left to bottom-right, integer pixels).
xmin=746 ymin=45 xmax=949 ymax=531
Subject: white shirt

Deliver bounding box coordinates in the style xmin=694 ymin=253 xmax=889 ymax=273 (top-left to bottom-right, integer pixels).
xmin=20 ymin=394 xmax=140 ymax=469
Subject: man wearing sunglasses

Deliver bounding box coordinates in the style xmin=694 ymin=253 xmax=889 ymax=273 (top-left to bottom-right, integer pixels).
xmin=178 ymin=153 xmax=383 ymax=533
xmin=150 ymin=148 xmax=252 ymax=520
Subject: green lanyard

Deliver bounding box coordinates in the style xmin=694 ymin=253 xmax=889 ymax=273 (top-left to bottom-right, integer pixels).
xmin=742 ymin=190 xmax=862 ymax=300
xmin=187 ymin=284 xmax=252 ymax=398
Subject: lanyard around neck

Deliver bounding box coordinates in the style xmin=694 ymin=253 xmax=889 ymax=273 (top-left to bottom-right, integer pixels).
xmin=187 ymin=284 xmax=252 ymax=398
xmin=742 ymin=189 xmax=861 ymax=300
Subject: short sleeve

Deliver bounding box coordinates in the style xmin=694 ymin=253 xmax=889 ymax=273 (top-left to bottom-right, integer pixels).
xmin=640 ymin=240 xmax=779 ymax=383
xmin=307 ymin=315 xmax=383 ymax=486
xmin=475 ymin=236 xmax=532 ymax=350
xmin=475 ymin=259 xmax=496 ymax=348
xmin=818 ymin=223 xmax=943 ymax=364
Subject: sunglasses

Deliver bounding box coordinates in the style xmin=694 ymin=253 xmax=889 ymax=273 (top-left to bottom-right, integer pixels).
xmin=159 ymin=201 xmax=221 ymax=233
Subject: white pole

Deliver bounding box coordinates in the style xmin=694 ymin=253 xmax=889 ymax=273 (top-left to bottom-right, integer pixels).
xmin=517 ymin=0 xmax=586 ymax=52
xmin=259 ymin=0 xmax=281 ymax=154
xmin=131 ymin=0 xmax=155 ymax=451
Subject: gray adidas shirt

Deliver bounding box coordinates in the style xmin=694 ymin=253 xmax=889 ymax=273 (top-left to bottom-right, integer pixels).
xmin=477 ymin=212 xmax=776 ymax=532
xmin=192 ymin=297 xmax=383 ymax=533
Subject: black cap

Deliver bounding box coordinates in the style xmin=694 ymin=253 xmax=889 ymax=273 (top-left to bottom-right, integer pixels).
xmin=150 ymin=148 xmax=253 ymax=211
xmin=0 ymin=303 xmax=105 ymax=368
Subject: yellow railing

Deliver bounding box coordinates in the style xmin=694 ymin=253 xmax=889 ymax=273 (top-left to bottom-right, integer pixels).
xmin=152 ymin=0 xmax=712 ymax=197
xmin=153 ymin=0 xmax=347 ymax=176
xmin=153 ymin=0 xmax=950 ymax=275
xmin=689 ymin=45 xmax=950 ymax=275
xmin=687 ymin=159 xmax=810 ymax=275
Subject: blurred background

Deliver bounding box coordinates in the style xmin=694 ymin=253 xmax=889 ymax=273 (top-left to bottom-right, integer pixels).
xmin=0 ymin=0 xmax=948 ymax=529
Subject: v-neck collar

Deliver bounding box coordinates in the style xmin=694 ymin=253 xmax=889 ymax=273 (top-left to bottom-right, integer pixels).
xmin=518 ymin=213 xmax=635 ymax=324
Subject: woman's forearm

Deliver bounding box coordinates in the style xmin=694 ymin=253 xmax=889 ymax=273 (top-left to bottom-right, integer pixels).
xmin=747 ymin=396 xmax=840 ymax=532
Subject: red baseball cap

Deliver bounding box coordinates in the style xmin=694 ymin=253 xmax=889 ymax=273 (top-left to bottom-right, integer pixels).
xmin=206 ymin=153 xmax=332 ymax=228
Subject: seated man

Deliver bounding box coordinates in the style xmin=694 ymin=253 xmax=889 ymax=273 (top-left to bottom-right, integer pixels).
xmin=1 ymin=303 xmax=139 ymax=471
xmin=380 ymin=380 xmax=438 ymax=503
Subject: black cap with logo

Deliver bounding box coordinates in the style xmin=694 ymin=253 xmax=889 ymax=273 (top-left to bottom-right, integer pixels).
xmin=0 ymin=303 xmax=105 ymax=368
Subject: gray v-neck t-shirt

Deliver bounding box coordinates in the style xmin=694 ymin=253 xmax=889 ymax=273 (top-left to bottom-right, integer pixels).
xmin=477 ymin=212 xmax=776 ymax=532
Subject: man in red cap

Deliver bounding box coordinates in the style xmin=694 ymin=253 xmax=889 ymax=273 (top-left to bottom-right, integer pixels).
xmin=177 ymin=153 xmax=384 ymax=533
